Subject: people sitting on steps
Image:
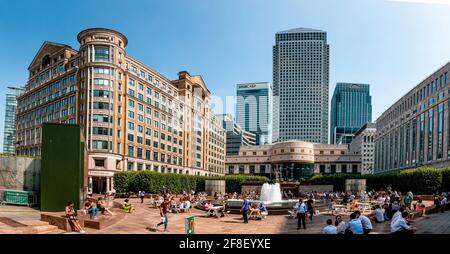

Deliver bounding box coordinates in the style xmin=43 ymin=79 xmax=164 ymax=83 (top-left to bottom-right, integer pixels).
xmin=65 ymin=201 xmax=85 ymax=233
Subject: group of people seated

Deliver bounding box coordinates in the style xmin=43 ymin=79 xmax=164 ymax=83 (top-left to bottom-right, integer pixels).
xmin=84 ymin=197 xmax=115 ymax=219
xmin=434 ymin=193 xmax=449 ymax=213
xmin=323 ymin=210 xmax=373 ymax=234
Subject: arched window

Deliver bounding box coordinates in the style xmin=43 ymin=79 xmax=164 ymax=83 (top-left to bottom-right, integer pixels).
xmin=42 ymin=55 xmax=51 ymax=68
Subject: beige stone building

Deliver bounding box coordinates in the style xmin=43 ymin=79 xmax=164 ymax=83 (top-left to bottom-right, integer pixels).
xmin=171 ymin=72 xmax=226 ymax=176
xmin=16 ymin=28 xmax=225 ymax=194
xmin=226 ymin=140 xmax=361 ymax=180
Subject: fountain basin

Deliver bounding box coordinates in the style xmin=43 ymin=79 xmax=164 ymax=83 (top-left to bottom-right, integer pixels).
xmin=226 ymin=199 xmax=298 ymax=215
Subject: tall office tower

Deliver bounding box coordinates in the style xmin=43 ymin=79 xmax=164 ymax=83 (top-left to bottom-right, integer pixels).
xmin=2 ymin=87 xmax=24 ymax=154
xmin=16 ymin=28 xmax=225 ymax=194
xmin=272 ymin=28 xmax=329 ymax=143
xmin=236 ymin=82 xmax=272 ymax=144
xmin=216 ymin=113 xmax=256 ymax=156
xmin=330 ymin=83 xmax=372 ymax=144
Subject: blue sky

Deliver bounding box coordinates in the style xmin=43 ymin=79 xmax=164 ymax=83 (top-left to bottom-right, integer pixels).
xmin=1 ymin=0 xmax=450 ymax=150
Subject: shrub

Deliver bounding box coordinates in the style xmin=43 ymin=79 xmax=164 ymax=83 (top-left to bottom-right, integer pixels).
xmin=307 ymin=174 xmax=364 ymax=191
xmin=113 ymin=171 xmax=267 ymax=194
xmin=439 ymin=168 xmax=450 ymax=192
xmin=113 ymin=171 xmax=139 ymax=193
xmin=307 ymin=167 xmax=446 ymax=194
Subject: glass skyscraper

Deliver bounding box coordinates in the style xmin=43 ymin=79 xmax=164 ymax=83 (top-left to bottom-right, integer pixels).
xmin=2 ymin=87 xmax=24 ymax=154
xmin=330 ymin=83 xmax=372 ymax=144
xmin=236 ymin=82 xmax=272 ymax=145
xmin=272 ymin=28 xmax=329 ymax=143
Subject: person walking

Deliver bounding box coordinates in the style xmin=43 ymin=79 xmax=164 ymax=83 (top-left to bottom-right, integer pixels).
xmin=139 ymin=190 xmax=145 ymax=204
xmin=155 ymin=198 xmax=169 ymax=232
xmin=306 ymin=196 xmax=314 ymax=222
xmin=296 ymin=198 xmax=307 ymax=230
xmin=240 ymin=194 xmax=250 ymax=224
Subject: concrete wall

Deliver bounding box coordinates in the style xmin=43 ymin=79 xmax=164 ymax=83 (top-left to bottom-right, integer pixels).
xmin=0 ymin=155 xmax=41 ymax=192
xmin=205 ymin=180 xmax=225 ymax=196
xmin=345 ymin=179 xmax=366 ymax=193
xmin=241 ymin=184 xmax=262 ymax=194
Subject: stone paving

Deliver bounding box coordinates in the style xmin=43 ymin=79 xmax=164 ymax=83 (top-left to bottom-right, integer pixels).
xmin=1 ymin=199 xmax=449 ymax=234
xmin=86 ymin=198 xmax=447 ymax=234
xmin=415 ymin=211 xmax=450 ymax=234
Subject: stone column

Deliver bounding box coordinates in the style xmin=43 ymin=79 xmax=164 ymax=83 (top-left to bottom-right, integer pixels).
xmin=133 ymin=161 xmax=138 ymax=171
xmin=150 ymin=163 xmax=154 ymax=171
xmin=106 ymin=177 xmax=111 ymax=193
xmin=123 ymin=158 xmax=128 ymax=171
xmin=111 ymin=177 xmax=115 ymax=192
xmin=89 ymin=177 xmax=93 ymax=194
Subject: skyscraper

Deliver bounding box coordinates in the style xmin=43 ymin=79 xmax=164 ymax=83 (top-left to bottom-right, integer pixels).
xmin=236 ymin=82 xmax=272 ymax=144
xmin=2 ymin=87 xmax=24 ymax=154
xmin=272 ymin=28 xmax=329 ymax=143
xmin=330 ymin=83 xmax=372 ymax=144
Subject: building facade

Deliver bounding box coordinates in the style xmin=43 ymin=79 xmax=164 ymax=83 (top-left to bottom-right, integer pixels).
xmin=349 ymin=123 xmax=376 ymax=175
xmin=171 ymin=71 xmax=227 ymax=176
xmin=236 ymin=82 xmax=272 ymax=144
xmin=16 ymin=28 xmax=225 ymax=194
xmin=217 ymin=113 xmax=256 ymax=156
xmin=374 ymin=62 xmax=450 ymax=174
xmin=330 ymin=83 xmax=372 ymax=144
xmin=3 ymin=87 xmax=24 ymax=154
xmin=272 ymin=28 xmax=329 ymax=144
xmin=226 ymin=140 xmax=361 ymax=180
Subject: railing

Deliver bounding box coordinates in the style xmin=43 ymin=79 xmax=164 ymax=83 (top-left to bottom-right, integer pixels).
xmin=0 ymin=189 xmax=38 ymax=207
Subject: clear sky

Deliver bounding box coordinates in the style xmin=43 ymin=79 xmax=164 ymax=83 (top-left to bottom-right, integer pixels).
xmin=1 ymin=0 xmax=450 ymax=150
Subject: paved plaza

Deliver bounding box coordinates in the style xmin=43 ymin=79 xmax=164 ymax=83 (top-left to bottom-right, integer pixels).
xmin=1 ymin=198 xmax=449 ymax=234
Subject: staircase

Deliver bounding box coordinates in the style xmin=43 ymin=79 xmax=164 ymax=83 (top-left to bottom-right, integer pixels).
xmin=0 ymin=218 xmax=64 ymax=234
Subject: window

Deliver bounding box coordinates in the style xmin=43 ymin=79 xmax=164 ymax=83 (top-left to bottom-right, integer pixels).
xmin=92 ymin=127 xmax=111 ymax=135
xmin=94 ymin=159 xmax=105 ymax=167
xmin=128 ymin=110 xmax=134 ymax=119
xmin=128 ymin=146 xmax=134 ymax=156
xmin=93 ymin=115 xmax=112 ymax=123
xmin=92 ymin=140 xmax=111 ymax=150
xmin=93 ymin=102 xmax=112 ymax=110
xmin=94 ymin=67 xmax=113 ymax=75
xmin=94 ymin=46 xmax=111 ymax=62
xmin=93 ymin=78 xmax=114 ymax=87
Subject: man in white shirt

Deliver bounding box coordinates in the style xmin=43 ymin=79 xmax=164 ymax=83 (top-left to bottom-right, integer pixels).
xmin=373 ymin=205 xmax=385 ymax=223
xmin=355 ymin=210 xmax=373 ymax=234
xmin=391 ymin=211 xmax=415 ymax=234
xmin=391 ymin=206 xmax=406 ymax=227
xmin=296 ymin=198 xmax=307 ymax=230
xmin=323 ymin=219 xmax=337 ymax=234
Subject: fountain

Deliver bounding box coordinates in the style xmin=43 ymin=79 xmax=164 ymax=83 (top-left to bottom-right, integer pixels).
xmin=226 ymin=183 xmax=298 ymax=214
xmin=260 ymin=183 xmax=282 ymax=202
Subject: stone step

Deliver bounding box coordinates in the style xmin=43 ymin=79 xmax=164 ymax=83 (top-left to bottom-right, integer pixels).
xmin=34 ymin=224 xmax=60 ymax=234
